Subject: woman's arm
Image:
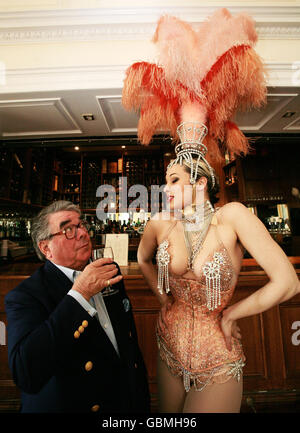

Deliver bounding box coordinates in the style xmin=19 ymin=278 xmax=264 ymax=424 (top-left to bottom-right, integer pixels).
xmin=137 ymin=218 xmax=169 ymax=306
xmin=222 ymin=202 xmax=300 ymax=325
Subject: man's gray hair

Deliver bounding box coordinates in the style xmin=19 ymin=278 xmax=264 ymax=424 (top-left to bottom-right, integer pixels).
xmin=31 ymin=200 xmax=81 ymax=261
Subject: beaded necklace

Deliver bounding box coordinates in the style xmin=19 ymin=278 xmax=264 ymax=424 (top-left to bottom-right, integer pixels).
xmin=182 ymin=199 xmax=215 ymax=271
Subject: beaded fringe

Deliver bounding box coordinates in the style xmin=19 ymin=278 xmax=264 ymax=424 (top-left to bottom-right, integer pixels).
xmin=203 ymin=251 xmax=225 ymax=311
xmin=157 ymin=335 xmax=245 ymax=393
xmin=205 ymin=273 xmax=221 ymax=311
xmin=157 ymin=264 xmax=170 ymax=295
xmin=157 ymin=239 xmax=171 ymax=295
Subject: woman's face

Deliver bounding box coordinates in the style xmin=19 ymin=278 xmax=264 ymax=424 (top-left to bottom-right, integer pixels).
xmin=164 ymin=164 xmax=206 ymax=211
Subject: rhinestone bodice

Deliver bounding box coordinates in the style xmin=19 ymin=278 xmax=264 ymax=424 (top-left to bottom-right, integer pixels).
xmin=156 ymin=220 xmax=246 ymax=392
xmin=166 ymin=245 xmax=235 ymax=313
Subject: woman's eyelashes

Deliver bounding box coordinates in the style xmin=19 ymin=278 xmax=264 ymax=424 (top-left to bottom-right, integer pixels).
xmin=171 ymin=178 xmax=178 ymax=184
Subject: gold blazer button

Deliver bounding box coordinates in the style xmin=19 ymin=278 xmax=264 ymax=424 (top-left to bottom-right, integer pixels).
xmin=85 ymin=361 xmax=93 ymax=372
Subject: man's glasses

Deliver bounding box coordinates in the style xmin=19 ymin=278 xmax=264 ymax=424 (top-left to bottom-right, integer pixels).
xmin=49 ymin=220 xmax=90 ymax=240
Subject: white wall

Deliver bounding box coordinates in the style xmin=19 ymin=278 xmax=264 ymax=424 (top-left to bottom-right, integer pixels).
xmin=0 ymin=1 xmax=299 ymax=91
xmin=0 ymin=1 xmax=299 ymax=12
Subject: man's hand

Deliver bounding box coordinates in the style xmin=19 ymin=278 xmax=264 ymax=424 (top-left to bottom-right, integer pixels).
xmin=72 ymin=258 xmax=123 ymax=301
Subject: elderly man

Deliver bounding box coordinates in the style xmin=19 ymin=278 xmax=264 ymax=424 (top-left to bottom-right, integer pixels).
xmin=5 ymin=201 xmax=150 ymax=413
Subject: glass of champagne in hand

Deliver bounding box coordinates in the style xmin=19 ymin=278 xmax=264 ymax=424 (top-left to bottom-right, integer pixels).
xmin=91 ymin=247 xmax=119 ymax=296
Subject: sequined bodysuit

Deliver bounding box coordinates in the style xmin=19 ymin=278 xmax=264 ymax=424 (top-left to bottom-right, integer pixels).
xmin=156 ymin=215 xmax=246 ymax=392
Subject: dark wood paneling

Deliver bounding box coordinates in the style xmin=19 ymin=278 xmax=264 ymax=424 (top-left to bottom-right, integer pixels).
xmin=0 ymin=269 xmax=299 ymax=412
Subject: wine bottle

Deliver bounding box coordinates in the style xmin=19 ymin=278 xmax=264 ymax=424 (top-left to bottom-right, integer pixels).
xmin=89 ymin=218 xmax=95 ymax=238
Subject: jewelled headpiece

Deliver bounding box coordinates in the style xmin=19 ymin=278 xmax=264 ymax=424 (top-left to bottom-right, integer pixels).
xmin=167 ymin=121 xmax=215 ymax=186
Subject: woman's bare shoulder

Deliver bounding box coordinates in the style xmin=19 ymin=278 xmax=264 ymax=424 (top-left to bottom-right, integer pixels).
xmin=216 ymin=201 xmax=249 ymax=224
xmin=148 ymin=211 xmax=177 ymax=237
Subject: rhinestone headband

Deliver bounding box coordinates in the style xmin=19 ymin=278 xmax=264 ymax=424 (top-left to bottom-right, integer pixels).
xmin=168 ymin=122 xmax=216 ymax=187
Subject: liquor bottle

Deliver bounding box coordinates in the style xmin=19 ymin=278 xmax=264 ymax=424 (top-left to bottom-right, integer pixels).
xmin=102 ymin=159 xmax=107 ymax=174
xmin=118 ymin=158 xmax=123 ymax=173
xmin=89 ymin=218 xmax=95 ymax=239
xmin=126 ymin=221 xmax=132 ymax=238
xmin=0 ymin=221 xmax=4 ymax=239
xmin=26 ymin=219 xmax=31 ymax=240
xmin=10 ymin=221 xmax=15 ymax=240
xmin=106 ymin=220 xmax=112 ymax=234
xmin=121 ymin=221 xmax=127 ymax=233
xmin=3 ymin=220 xmax=7 ymax=239
xmin=53 ymin=175 xmax=59 ymax=192
xmin=14 ymin=219 xmax=21 ymax=240
xmin=111 ymin=221 xmax=117 ymax=234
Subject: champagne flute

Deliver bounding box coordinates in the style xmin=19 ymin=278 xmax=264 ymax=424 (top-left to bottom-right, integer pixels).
xmin=91 ymin=247 xmax=119 ymax=296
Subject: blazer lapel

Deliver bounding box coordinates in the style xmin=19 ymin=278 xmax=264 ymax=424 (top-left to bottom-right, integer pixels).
xmin=102 ymin=291 xmax=129 ymax=360
xmin=42 ymin=260 xmax=73 ymax=305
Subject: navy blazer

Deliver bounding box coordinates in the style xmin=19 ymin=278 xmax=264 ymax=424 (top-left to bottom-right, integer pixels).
xmin=5 ymin=260 xmax=150 ymax=413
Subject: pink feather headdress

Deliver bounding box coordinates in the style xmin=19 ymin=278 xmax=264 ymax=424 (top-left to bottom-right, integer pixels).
xmin=122 ymin=8 xmax=267 ymax=176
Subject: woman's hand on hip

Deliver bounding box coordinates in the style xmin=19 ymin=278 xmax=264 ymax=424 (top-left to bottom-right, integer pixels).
xmin=157 ymin=296 xmax=174 ymax=333
xmin=220 ymin=307 xmax=242 ymax=351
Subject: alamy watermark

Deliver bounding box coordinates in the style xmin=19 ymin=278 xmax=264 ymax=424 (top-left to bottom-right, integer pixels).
xmin=96 ymin=177 xmax=205 ymax=229
xmin=291 ymin=321 xmax=300 ymax=346
xmin=0 ymin=321 xmax=5 ymax=346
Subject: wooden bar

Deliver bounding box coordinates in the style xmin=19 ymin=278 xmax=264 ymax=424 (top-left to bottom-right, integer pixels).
xmin=0 ymin=259 xmax=299 ymax=413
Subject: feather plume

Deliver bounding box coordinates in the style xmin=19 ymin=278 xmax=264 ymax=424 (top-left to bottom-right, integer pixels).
xmin=121 ymin=8 xmax=267 ymax=160
xmin=225 ymin=121 xmax=250 ymax=157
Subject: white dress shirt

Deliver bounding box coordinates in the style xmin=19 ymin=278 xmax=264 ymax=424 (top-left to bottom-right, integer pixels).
xmin=53 ymin=262 xmax=119 ymax=356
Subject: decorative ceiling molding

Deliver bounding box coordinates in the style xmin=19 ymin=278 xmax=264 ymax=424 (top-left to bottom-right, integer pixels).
xmin=0 ymin=6 xmax=299 ymax=43
xmin=0 ymin=23 xmax=299 ymax=43
xmin=0 ymin=62 xmax=298 ymax=94
xmin=0 ymin=97 xmax=82 ymax=137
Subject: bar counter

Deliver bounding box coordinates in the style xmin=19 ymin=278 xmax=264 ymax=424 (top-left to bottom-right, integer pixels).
xmin=1 ymin=256 xmax=300 ymax=277
xmin=0 ymin=258 xmax=300 ymax=413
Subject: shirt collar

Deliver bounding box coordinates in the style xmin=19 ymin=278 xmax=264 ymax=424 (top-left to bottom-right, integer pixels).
xmin=51 ymin=259 xmax=91 ymax=283
xmin=51 ymin=262 xmax=78 ymax=283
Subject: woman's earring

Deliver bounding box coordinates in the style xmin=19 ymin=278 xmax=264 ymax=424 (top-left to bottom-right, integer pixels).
xmin=192 ymin=183 xmax=197 ymax=211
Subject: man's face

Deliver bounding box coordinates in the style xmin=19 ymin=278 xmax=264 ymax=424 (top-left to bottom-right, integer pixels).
xmin=39 ymin=210 xmax=92 ymax=270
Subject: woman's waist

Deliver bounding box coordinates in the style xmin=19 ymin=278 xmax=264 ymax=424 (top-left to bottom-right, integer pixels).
xmin=168 ymin=291 xmax=233 ymax=312
xmin=157 ymin=326 xmax=245 ymax=368
xmin=168 ymin=275 xmax=235 ymax=307
xmin=169 ymin=273 xmax=236 ymax=288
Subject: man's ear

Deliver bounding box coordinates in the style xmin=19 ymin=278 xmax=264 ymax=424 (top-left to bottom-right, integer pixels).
xmin=38 ymin=240 xmax=52 ymax=260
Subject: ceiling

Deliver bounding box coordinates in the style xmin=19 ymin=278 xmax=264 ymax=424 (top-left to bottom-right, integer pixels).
xmin=0 ymin=86 xmax=299 ymax=143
